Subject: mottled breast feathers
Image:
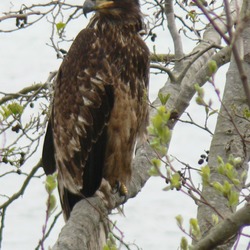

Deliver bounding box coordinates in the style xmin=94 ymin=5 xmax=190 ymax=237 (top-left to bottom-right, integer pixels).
xmin=42 ymin=1 xmax=150 ymax=220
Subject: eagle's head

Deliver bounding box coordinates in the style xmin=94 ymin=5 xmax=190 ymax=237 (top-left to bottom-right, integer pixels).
xmin=83 ymin=0 xmax=140 ymax=18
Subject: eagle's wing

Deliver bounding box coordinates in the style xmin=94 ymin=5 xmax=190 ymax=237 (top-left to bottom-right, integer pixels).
xmin=42 ymin=29 xmax=114 ymax=219
xmin=42 ymin=119 xmax=56 ymax=175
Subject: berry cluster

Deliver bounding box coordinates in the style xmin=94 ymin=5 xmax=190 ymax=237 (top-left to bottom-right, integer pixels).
xmin=198 ymin=150 xmax=209 ymax=165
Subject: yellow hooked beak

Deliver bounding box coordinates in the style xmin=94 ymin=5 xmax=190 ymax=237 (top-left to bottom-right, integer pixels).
xmin=83 ymin=0 xmax=115 ymax=16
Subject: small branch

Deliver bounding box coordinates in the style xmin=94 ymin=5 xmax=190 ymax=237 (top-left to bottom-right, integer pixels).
xmin=0 ymin=12 xmax=41 ymax=22
xmin=0 ymin=159 xmax=42 ymax=210
xmin=0 ymin=2 xmax=82 ymax=32
xmin=43 ymin=212 xmax=62 ymax=243
xmin=178 ymin=112 xmax=213 ymax=135
xmin=150 ymin=64 xmax=176 ymax=82
xmin=0 ymin=207 xmax=7 ymax=249
xmin=0 ymin=83 xmax=48 ymax=106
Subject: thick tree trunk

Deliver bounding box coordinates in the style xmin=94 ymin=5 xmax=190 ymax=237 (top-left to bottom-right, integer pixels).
xmin=195 ymin=1 xmax=250 ymax=249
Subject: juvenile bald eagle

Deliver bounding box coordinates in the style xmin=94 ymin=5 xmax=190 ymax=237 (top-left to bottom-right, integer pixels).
xmin=42 ymin=0 xmax=150 ymax=220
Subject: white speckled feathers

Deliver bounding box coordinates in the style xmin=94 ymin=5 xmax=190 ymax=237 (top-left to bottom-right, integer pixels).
xmin=42 ymin=0 xmax=150 ymax=220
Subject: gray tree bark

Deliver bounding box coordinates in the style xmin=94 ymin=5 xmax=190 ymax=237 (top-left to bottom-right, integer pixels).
xmin=195 ymin=1 xmax=250 ymax=249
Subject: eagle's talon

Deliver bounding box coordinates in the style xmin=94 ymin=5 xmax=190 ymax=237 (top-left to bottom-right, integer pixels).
xmin=111 ymin=181 xmax=128 ymax=197
xmin=119 ymin=182 xmax=128 ymax=197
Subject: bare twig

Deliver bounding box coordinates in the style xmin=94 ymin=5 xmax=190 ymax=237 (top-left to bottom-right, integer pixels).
xmin=0 ymin=83 xmax=48 ymax=106
xmin=0 ymin=11 xmax=41 ymax=22
xmin=0 ymin=159 xmax=42 ymax=210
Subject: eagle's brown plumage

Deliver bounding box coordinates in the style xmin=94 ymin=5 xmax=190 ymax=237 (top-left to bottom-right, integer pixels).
xmin=42 ymin=0 xmax=150 ymax=220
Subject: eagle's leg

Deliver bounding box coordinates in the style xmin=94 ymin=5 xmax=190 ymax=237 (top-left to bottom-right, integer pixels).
xmin=96 ymin=178 xmax=115 ymax=209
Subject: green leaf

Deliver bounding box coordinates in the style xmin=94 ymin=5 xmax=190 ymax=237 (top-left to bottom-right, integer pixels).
xmin=224 ymin=163 xmax=235 ymax=180
xmin=217 ymin=156 xmax=224 ymax=165
xmin=1 ymin=102 xmax=23 ymax=119
xmin=212 ymin=181 xmax=224 ymax=193
xmin=158 ymin=92 xmax=170 ymax=105
xmin=151 ymin=158 xmax=161 ymax=168
xmin=151 ymin=113 xmax=163 ymax=131
xmin=241 ymin=171 xmax=247 ymax=181
xmin=149 ymin=139 xmax=167 ymax=155
xmin=200 ymin=165 xmax=210 ymax=185
xmin=56 ymin=22 xmax=66 ymax=32
xmin=148 ymin=166 xmax=160 ymax=177
xmin=175 ymin=214 xmax=183 ymax=228
xmin=45 ymin=174 xmax=57 ymax=194
xmin=228 ymin=190 xmax=239 ymax=207
xmin=188 ymin=10 xmax=198 ymax=22
xmin=195 ymin=96 xmax=204 ymax=105
xmin=103 ymin=232 xmax=117 ymax=250
xmin=222 ymin=181 xmax=232 ymax=198
xmin=208 ymin=60 xmax=218 ymax=74
xmin=189 ymin=218 xmax=201 ymax=239
xmin=180 ymin=237 xmax=189 ymax=250
xmin=212 ymin=214 xmax=219 ymax=225
xmin=194 ymin=84 xmax=204 ymax=98
xmin=243 ymin=107 xmax=250 ymax=118
xmin=0 ymin=106 xmax=11 ymax=119
xmin=103 ymin=245 xmax=117 ymax=250
xmin=217 ymin=164 xmax=225 ymax=175
xmin=8 ymin=102 xmax=24 ymax=115
xmin=148 ymin=105 xmax=171 ymax=155
xmin=170 ymin=173 xmax=182 ymax=190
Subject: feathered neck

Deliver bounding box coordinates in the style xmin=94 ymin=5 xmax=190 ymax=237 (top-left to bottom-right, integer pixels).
xmin=87 ymin=8 xmax=143 ymax=34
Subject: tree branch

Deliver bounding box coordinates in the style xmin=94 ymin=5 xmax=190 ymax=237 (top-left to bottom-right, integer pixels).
xmin=192 ymin=203 xmax=250 ymax=250
xmin=0 ymin=83 xmax=47 ymax=106
xmin=0 ymin=159 xmax=42 ymax=209
xmin=0 ymin=12 xmax=41 ymax=22
xmin=165 ymin=0 xmax=184 ymax=71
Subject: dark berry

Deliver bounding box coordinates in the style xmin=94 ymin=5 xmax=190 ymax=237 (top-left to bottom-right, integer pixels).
xmin=198 ymin=159 xmax=204 ymax=165
xmin=11 ymin=124 xmax=21 ymax=133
